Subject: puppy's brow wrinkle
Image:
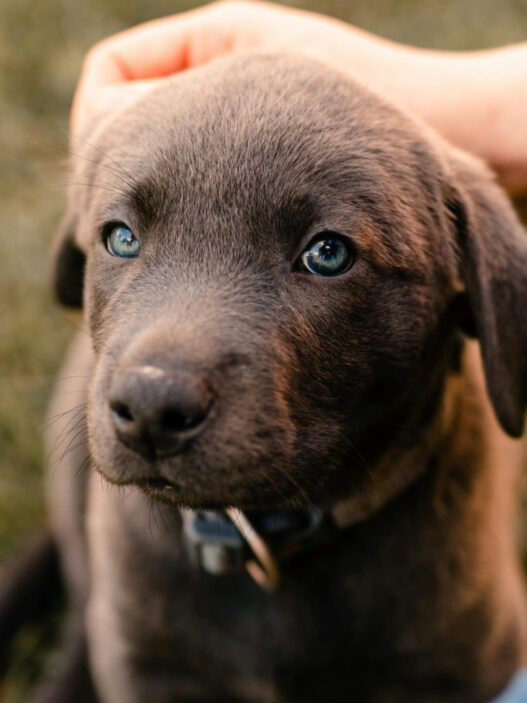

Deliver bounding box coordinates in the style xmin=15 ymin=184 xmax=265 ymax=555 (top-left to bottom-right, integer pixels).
xmin=63 ymin=127 xmax=138 ymax=189
xmin=127 ymin=175 xmax=173 ymax=226
xmin=45 ymin=140 xmax=116 ymax=189
xmin=66 ymin=152 xmax=134 ymax=195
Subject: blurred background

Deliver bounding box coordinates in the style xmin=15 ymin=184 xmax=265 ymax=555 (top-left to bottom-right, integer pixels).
xmin=1 ymin=0 xmax=527 ymax=699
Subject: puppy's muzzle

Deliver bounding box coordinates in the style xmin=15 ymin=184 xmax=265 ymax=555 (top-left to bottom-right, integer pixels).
xmin=109 ymin=365 xmax=213 ymax=460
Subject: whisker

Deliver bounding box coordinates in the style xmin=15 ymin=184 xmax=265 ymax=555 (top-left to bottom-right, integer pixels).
xmin=39 ymin=402 xmax=87 ymax=435
xmin=154 ymin=501 xmax=173 ymax=533
xmin=63 ymin=438 xmax=90 ymax=460
xmin=46 ymin=137 xmax=137 ymax=192
xmin=60 ymin=181 xmax=130 ymax=198
xmin=147 ymin=495 xmax=164 ymax=537
xmin=37 ymin=374 xmax=90 ymax=394
xmin=74 ymin=454 xmax=92 ymax=479
xmin=61 ymin=128 xmax=137 ymax=189
xmin=277 ymin=466 xmax=313 ymax=510
xmin=44 ymin=405 xmax=87 ymax=463
xmin=58 ymin=422 xmax=89 ymax=464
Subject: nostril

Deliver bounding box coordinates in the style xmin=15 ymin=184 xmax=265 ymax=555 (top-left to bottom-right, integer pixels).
xmin=160 ymin=405 xmax=207 ymax=434
xmin=109 ymin=366 xmax=213 ymax=459
xmin=110 ymin=401 xmax=135 ymax=423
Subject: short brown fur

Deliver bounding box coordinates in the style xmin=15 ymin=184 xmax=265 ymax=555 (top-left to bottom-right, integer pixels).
xmin=46 ymin=54 xmax=527 ymax=703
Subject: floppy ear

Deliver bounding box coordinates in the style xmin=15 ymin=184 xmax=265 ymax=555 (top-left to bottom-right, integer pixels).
xmin=446 ymin=152 xmax=527 ymax=437
xmin=50 ymin=211 xmax=85 ymax=308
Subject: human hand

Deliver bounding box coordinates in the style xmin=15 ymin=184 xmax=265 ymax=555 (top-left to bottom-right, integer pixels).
xmin=71 ymin=1 xmax=391 ymax=135
xmin=72 ymin=0 xmax=527 ymax=196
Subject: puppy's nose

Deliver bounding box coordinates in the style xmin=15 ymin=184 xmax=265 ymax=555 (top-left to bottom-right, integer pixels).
xmin=109 ymin=366 xmax=212 ymax=459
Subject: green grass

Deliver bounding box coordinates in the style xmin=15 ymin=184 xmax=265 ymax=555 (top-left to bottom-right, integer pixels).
xmin=1 ymin=0 xmax=527 ymax=699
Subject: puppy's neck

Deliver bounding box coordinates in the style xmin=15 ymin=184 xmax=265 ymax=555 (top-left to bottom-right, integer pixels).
xmin=332 ymin=336 xmax=468 ymax=526
xmin=339 ymin=338 xmax=527 ymax=698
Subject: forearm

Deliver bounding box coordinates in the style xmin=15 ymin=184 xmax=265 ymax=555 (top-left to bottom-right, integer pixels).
xmin=331 ymin=26 xmax=527 ymax=192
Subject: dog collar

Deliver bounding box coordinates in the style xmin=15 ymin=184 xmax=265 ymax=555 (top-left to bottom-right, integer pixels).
xmin=180 ymin=497 xmax=361 ymax=592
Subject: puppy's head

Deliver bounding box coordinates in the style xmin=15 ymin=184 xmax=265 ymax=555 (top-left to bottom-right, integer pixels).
xmin=53 ymin=55 xmax=527 ymax=512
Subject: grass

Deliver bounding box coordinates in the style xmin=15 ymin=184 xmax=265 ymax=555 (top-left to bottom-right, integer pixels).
xmin=1 ymin=0 xmax=526 ymax=699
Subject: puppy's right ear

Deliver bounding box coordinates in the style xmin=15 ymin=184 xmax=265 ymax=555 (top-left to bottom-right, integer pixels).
xmin=50 ymin=212 xmax=85 ymax=308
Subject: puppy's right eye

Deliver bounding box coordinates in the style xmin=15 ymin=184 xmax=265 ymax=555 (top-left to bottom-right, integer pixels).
xmin=105 ymin=224 xmax=140 ymax=258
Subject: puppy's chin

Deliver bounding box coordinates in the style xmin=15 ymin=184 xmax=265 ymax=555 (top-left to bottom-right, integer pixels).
xmin=93 ymin=461 xmax=305 ymax=512
xmin=89 ymin=426 xmax=308 ymax=511
xmin=137 ymin=478 xmax=303 ymax=512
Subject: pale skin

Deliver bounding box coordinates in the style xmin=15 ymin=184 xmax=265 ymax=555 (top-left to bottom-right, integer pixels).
xmin=73 ymin=0 xmax=527 ymax=196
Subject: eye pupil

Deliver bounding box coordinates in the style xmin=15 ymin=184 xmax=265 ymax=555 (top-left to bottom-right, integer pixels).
xmin=300 ymin=234 xmax=353 ymax=276
xmin=106 ymin=225 xmax=139 ymax=258
xmin=319 ymin=241 xmax=338 ymax=259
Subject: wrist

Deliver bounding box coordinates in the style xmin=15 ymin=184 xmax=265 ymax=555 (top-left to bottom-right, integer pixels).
xmin=335 ymin=31 xmax=527 ymax=192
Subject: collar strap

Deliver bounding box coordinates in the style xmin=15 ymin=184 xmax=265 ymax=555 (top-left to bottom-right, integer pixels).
xmin=181 ymin=496 xmax=361 ymax=592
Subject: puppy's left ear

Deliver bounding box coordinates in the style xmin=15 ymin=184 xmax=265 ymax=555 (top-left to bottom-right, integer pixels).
xmin=447 ymin=151 xmax=527 ymax=437
xmin=50 ymin=211 xmax=85 ymax=308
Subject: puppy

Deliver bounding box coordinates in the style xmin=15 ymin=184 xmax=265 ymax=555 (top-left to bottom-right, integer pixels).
xmin=46 ymin=54 xmax=527 ymax=703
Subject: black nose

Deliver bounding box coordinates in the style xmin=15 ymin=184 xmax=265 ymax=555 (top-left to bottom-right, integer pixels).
xmin=109 ymin=366 xmax=212 ymax=459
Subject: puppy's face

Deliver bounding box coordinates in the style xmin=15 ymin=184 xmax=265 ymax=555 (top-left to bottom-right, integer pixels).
xmin=56 ymin=56 xmax=527 ymax=511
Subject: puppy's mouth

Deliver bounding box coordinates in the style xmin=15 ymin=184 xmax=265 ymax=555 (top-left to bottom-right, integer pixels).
xmin=136 ymin=476 xmax=246 ymax=510
xmin=139 ymin=477 xmax=182 ymax=502
xmin=130 ymin=472 xmax=304 ymax=512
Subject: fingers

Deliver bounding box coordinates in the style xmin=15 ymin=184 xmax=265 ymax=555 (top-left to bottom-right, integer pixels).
xmin=71 ymin=1 xmax=263 ymax=133
xmin=80 ymin=5 xmax=229 ymax=85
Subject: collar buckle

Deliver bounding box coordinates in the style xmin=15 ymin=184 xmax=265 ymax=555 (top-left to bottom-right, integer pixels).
xmin=181 ymin=506 xmax=327 ymax=592
xmin=181 ymin=509 xmax=246 ymax=575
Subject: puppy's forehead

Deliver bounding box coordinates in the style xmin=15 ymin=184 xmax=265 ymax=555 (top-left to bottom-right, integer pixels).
xmin=86 ymin=55 xmax=449 ymax=269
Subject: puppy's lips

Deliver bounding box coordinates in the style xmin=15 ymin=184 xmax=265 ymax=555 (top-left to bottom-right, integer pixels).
xmin=134 ymin=473 xmax=301 ymax=511
xmin=136 ymin=477 xmax=231 ymax=510
xmin=139 ymin=476 xmax=182 ymax=501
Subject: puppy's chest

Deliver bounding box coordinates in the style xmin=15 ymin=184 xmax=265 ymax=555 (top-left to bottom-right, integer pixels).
xmin=89 ymin=489 xmax=454 ymax=703
xmin=102 ymin=561 xmax=373 ymax=702
xmin=99 ymin=516 xmax=355 ymax=659
xmin=87 ymin=472 xmax=510 ymax=703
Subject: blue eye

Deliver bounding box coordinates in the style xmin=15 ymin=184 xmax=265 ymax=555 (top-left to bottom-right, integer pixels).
xmin=106 ymin=224 xmax=140 ymax=258
xmin=300 ymin=234 xmax=354 ymax=276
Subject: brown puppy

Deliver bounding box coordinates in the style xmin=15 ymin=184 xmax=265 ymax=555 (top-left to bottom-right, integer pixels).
xmin=46 ymin=54 xmax=527 ymax=703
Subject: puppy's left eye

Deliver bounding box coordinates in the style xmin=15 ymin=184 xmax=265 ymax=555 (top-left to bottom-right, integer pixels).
xmin=105 ymin=224 xmax=140 ymax=258
xmin=299 ymin=233 xmax=354 ymax=276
